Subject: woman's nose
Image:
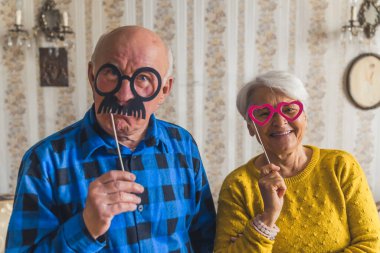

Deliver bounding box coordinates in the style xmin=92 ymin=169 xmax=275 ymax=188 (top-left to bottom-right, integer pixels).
xmin=115 ymin=80 xmax=135 ymax=102
xmin=271 ymin=112 xmax=287 ymax=126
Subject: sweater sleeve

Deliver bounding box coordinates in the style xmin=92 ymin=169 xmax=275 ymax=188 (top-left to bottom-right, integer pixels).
xmin=338 ymin=154 xmax=380 ymax=253
xmin=214 ymin=172 xmax=274 ymax=253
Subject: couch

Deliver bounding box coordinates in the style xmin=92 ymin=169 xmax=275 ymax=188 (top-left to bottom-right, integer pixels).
xmin=0 ymin=195 xmax=13 ymax=253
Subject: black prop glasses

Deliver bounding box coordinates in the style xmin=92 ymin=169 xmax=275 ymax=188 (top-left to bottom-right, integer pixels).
xmin=94 ymin=63 xmax=162 ymax=100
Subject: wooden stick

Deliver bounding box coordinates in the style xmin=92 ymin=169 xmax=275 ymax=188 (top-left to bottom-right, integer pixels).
xmin=110 ymin=114 xmax=125 ymax=171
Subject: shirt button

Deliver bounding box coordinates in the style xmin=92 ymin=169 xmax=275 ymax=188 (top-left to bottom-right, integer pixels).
xmin=137 ymin=204 xmax=143 ymax=212
xmin=132 ymin=155 xmax=137 ymax=160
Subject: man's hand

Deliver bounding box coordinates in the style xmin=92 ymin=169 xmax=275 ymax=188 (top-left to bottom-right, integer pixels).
xmin=83 ymin=170 xmax=144 ymax=239
xmin=258 ymin=164 xmax=286 ymax=227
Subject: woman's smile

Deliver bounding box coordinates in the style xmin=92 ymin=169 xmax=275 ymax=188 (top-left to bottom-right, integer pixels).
xmin=269 ymin=130 xmax=293 ymax=137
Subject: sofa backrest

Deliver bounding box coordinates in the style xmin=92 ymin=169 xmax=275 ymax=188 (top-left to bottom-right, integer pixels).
xmin=0 ymin=195 xmax=13 ymax=253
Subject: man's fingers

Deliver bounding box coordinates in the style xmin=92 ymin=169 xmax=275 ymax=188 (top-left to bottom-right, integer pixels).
xmin=102 ymin=180 xmax=144 ymax=194
xmin=97 ymin=170 xmax=136 ymax=184
xmin=106 ymin=191 xmax=141 ymax=205
xmin=108 ymin=202 xmax=138 ymax=216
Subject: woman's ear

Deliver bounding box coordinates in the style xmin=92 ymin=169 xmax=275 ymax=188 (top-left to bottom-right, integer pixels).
xmin=247 ymin=121 xmax=256 ymax=137
xmin=304 ymin=112 xmax=308 ymax=130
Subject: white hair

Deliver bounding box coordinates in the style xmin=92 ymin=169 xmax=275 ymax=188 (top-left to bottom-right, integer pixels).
xmin=236 ymin=70 xmax=309 ymax=120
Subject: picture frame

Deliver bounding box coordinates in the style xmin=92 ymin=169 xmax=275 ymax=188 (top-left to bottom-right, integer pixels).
xmin=39 ymin=47 xmax=68 ymax=87
xmin=346 ymin=53 xmax=380 ymax=110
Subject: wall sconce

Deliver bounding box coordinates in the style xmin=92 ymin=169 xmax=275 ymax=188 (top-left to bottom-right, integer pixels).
xmin=34 ymin=0 xmax=75 ymax=50
xmin=5 ymin=5 xmax=32 ymax=49
xmin=3 ymin=0 xmax=73 ymax=87
xmin=33 ymin=0 xmax=74 ymax=87
xmin=357 ymin=0 xmax=380 ymax=38
xmin=341 ymin=0 xmax=380 ymax=42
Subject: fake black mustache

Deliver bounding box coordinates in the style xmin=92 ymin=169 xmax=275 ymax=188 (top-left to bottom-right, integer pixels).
xmin=97 ymin=95 xmax=147 ymax=119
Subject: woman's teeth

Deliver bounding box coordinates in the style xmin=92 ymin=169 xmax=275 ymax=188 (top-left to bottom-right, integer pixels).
xmin=271 ymin=131 xmax=291 ymax=136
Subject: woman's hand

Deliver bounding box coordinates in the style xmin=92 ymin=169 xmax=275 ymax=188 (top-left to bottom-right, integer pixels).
xmin=258 ymin=164 xmax=287 ymax=227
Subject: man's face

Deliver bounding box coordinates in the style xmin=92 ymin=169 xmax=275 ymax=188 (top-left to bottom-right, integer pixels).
xmin=88 ymin=29 xmax=173 ymax=139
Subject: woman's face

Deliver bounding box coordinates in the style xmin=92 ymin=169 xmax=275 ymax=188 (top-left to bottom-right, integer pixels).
xmin=246 ymin=86 xmax=307 ymax=156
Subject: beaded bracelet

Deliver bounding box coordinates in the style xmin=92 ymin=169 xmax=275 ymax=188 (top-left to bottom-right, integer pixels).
xmin=251 ymin=214 xmax=280 ymax=240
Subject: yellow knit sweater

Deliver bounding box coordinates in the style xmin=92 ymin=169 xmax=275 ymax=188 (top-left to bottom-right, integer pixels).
xmin=214 ymin=145 xmax=380 ymax=253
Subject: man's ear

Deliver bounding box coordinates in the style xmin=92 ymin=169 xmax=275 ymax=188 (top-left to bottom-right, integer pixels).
xmin=158 ymin=76 xmax=174 ymax=104
xmin=88 ymin=61 xmax=95 ymax=88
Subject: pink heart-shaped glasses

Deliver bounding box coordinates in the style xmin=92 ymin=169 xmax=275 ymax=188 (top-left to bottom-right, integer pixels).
xmin=247 ymin=100 xmax=304 ymax=126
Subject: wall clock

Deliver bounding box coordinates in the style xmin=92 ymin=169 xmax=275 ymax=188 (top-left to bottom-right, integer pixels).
xmin=346 ymin=53 xmax=380 ymax=110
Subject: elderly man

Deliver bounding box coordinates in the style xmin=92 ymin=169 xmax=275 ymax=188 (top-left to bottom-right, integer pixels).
xmin=6 ymin=26 xmax=216 ymax=252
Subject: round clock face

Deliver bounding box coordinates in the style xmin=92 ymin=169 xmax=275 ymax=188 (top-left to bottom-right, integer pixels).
xmin=347 ymin=53 xmax=380 ymax=109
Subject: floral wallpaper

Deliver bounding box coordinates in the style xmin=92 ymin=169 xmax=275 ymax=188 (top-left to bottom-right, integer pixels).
xmin=186 ymin=0 xmax=195 ymax=135
xmin=288 ymin=0 xmax=297 ymax=73
xmin=304 ymin=0 xmax=329 ymax=146
xmin=203 ymin=0 xmax=227 ymax=199
xmin=354 ymin=111 xmax=375 ymax=177
xmin=0 ymin=0 xmax=380 ymax=204
xmin=85 ymin=0 xmax=93 ymax=108
xmin=55 ymin=0 xmax=77 ymax=130
xmin=34 ymin=0 xmax=47 ymax=139
xmin=0 ymin=1 xmax=28 ymax=191
xmin=256 ymin=0 xmax=278 ymax=72
xmin=103 ymin=0 xmax=124 ymax=32
xmin=136 ymin=0 xmax=143 ymax=27
xmin=235 ymin=0 xmax=245 ymax=167
xmin=153 ymin=0 xmax=177 ymax=123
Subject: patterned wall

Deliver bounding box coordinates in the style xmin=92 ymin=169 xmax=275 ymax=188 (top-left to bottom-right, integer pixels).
xmin=1 ymin=0 xmax=380 ymax=203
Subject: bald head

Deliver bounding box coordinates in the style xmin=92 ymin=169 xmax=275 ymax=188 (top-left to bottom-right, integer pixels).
xmin=91 ymin=26 xmax=173 ymax=77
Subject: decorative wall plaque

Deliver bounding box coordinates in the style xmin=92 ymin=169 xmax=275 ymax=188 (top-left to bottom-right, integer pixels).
xmin=346 ymin=53 xmax=380 ymax=110
xmin=39 ymin=47 xmax=68 ymax=87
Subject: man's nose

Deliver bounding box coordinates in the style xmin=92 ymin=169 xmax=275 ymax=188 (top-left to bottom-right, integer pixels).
xmin=271 ymin=112 xmax=287 ymax=126
xmin=115 ymin=79 xmax=134 ymax=102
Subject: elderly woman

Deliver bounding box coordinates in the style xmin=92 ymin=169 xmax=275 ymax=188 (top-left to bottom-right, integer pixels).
xmin=214 ymin=71 xmax=380 ymax=252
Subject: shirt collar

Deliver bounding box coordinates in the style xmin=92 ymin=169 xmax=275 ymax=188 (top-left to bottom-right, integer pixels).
xmin=80 ymin=106 xmax=168 ymax=158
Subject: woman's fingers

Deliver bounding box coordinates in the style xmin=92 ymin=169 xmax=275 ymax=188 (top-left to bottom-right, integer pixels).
xmin=258 ymin=166 xmax=287 ymax=226
xmin=260 ymin=164 xmax=280 ymax=176
xmin=260 ymin=171 xmax=287 ymax=196
xmin=230 ymin=234 xmax=243 ymax=243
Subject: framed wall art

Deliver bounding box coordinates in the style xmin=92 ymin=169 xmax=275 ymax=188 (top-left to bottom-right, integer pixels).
xmin=346 ymin=53 xmax=380 ymax=110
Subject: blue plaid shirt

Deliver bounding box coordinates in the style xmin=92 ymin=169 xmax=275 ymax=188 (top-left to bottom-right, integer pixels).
xmin=6 ymin=107 xmax=216 ymax=252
